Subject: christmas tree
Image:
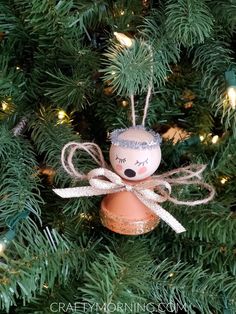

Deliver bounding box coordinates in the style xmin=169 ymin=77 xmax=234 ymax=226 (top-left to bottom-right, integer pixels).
xmin=0 ymin=0 xmax=236 ymax=313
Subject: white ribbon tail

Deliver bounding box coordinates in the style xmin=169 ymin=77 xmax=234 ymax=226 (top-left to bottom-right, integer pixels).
xmin=137 ymin=194 xmax=186 ymax=234
xmin=53 ymin=186 xmax=114 ymax=198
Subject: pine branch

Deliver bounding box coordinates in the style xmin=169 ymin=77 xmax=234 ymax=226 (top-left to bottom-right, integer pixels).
xmin=29 ymin=108 xmax=103 ymax=186
xmin=102 ymin=40 xmax=170 ymax=96
xmin=191 ymin=40 xmax=235 ymax=129
xmin=141 ymin=8 xmax=180 ymax=65
xmin=71 ymin=0 xmax=109 ymax=37
xmin=0 ymin=125 xmax=43 ymax=228
xmin=44 ymin=70 xmax=93 ymax=111
xmin=0 ymin=228 xmax=100 ymax=312
xmin=80 ymin=240 xmax=153 ymax=304
xmin=208 ymin=0 xmax=236 ymax=33
xmin=165 ymin=0 xmax=214 ymax=47
xmin=0 ymin=0 xmax=17 ymax=34
xmin=29 ymin=108 xmax=78 ymax=185
xmin=151 ymin=259 xmax=236 ymax=314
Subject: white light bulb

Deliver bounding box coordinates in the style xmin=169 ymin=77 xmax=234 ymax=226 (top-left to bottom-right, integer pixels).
xmin=212 ymin=135 xmax=219 ymax=144
xmin=220 ymin=177 xmax=228 ymax=184
xmin=114 ymin=32 xmax=133 ymax=48
xmin=0 ymin=242 xmax=6 ymax=254
xmin=199 ymin=135 xmax=204 ymax=142
xmin=227 ymin=87 xmax=236 ymax=109
xmin=58 ymin=110 xmax=66 ymax=120
xmin=1 ymin=101 xmax=8 ymax=111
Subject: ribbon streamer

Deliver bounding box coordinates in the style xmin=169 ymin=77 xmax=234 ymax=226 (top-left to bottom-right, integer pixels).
xmin=53 ymin=143 xmax=215 ymax=234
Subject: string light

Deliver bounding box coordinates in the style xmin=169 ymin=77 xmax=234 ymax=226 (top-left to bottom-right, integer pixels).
xmin=121 ymin=100 xmax=129 ymax=107
xmin=0 ymin=230 xmax=16 ymax=256
xmin=16 ymin=66 xmax=21 ymax=70
xmin=57 ymin=110 xmax=71 ymax=124
xmin=225 ymin=70 xmax=236 ymax=109
xmin=79 ymin=213 xmax=92 ymax=221
xmin=0 ymin=242 xmax=6 ymax=254
xmin=0 ymin=212 xmax=28 ymax=257
xmin=183 ymin=101 xmax=193 ymax=109
xmin=227 ymin=87 xmax=236 ymax=109
xmin=1 ymin=100 xmax=8 ymax=111
xmin=120 ymin=10 xmax=125 ymax=15
xmin=58 ymin=110 xmax=66 ymax=120
xmin=212 ymin=135 xmax=219 ymax=144
xmin=220 ymin=177 xmax=228 ymax=185
xmin=199 ymin=135 xmax=205 ymax=142
xmin=114 ymin=32 xmax=133 ymax=48
xmin=103 ymin=86 xmax=113 ymax=95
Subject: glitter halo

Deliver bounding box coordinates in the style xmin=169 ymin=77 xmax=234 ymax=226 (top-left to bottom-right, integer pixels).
xmin=110 ymin=125 xmax=162 ymax=150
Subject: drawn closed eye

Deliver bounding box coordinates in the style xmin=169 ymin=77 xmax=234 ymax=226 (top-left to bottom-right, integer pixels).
xmin=135 ymin=158 xmax=148 ymax=166
xmin=116 ymin=156 xmax=126 ymax=163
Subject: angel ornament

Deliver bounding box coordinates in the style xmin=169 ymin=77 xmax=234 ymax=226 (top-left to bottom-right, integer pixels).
xmin=53 ymin=91 xmax=215 ymax=235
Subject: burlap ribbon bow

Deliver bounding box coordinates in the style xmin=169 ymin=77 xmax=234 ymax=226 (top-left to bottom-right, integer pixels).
xmin=53 ymin=143 xmax=215 ymax=234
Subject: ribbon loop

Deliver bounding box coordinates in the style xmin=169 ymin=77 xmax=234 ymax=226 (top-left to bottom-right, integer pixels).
xmin=53 ymin=164 xmax=215 ymax=234
xmin=53 ymin=142 xmax=215 ymax=234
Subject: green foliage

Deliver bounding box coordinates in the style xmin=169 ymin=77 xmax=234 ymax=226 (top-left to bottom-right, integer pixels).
xmin=44 ymin=70 xmax=93 ymax=111
xmin=0 ymin=228 xmax=100 ymax=313
xmin=80 ymin=240 xmax=152 ymax=304
xmin=0 ymin=0 xmax=236 ymax=313
xmin=29 ymin=108 xmax=79 ymax=185
xmin=0 ymin=56 xmax=26 ymax=104
xmin=95 ymin=97 xmax=131 ymax=130
xmin=141 ymin=9 xmax=181 ymax=65
xmin=151 ymin=259 xmax=236 ymax=314
xmin=208 ymin=0 xmax=236 ymax=32
xmin=102 ymin=41 xmax=155 ymax=96
xmin=71 ymin=0 xmax=109 ymax=36
xmin=165 ymin=0 xmax=214 ymax=47
xmin=0 ymin=125 xmax=43 ymax=228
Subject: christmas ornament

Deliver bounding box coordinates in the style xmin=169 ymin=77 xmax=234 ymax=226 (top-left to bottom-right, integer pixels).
xmin=53 ymin=88 xmax=215 ymax=235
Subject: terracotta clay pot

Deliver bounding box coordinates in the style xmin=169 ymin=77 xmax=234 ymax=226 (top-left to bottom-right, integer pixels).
xmin=100 ymin=178 xmax=160 ymax=235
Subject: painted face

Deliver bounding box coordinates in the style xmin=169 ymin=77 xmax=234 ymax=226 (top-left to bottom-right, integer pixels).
xmin=109 ymin=128 xmax=161 ymax=181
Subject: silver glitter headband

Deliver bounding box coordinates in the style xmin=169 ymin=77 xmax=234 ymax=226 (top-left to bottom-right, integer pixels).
xmin=110 ymin=125 xmax=162 ymax=150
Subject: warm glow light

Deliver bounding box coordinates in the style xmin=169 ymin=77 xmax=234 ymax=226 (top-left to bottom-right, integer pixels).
xmin=199 ymin=135 xmax=205 ymax=142
xmin=227 ymin=87 xmax=236 ymax=109
xmin=79 ymin=213 xmax=92 ymax=221
xmin=212 ymin=135 xmax=219 ymax=144
xmin=1 ymin=101 xmax=8 ymax=111
xmin=121 ymin=100 xmax=128 ymax=107
xmin=114 ymin=32 xmax=133 ymax=47
xmin=120 ymin=10 xmax=125 ymax=15
xmin=0 ymin=242 xmax=5 ymax=254
xmin=220 ymin=177 xmax=228 ymax=185
xmin=16 ymin=66 xmax=21 ymax=70
xmin=58 ymin=110 xmax=66 ymax=120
